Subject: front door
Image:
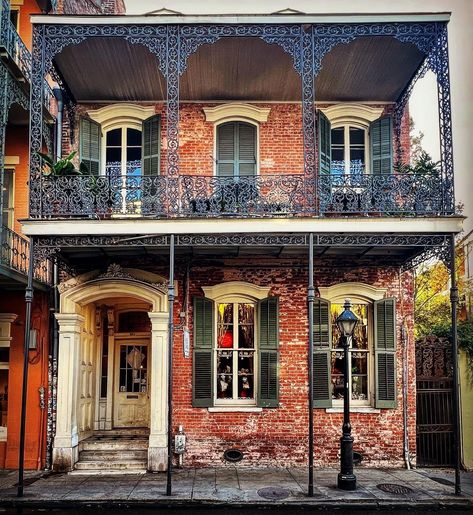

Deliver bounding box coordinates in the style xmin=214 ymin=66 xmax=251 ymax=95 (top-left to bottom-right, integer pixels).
xmin=113 ymin=340 xmax=150 ymax=427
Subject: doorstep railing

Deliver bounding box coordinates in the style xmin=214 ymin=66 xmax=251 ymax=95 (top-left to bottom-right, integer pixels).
xmin=34 ymin=171 xmax=449 ymax=219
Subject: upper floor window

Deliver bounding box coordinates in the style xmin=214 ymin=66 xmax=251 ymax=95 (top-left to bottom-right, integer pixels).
xmin=79 ymin=104 xmax=160 ymax=176
xmin=318 ymin=105 xmax=392 ymax=177
xmin=2 ymin=169 xmax=14 ymax=229
xmin=216 ymin=121 xmax=257 ymax=177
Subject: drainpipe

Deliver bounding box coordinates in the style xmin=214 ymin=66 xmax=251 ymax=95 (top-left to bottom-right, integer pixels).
xmin=52 ymin=87 xmax=63 ymax=160
xmin=400 ymin=322 xmax=412 ymax=470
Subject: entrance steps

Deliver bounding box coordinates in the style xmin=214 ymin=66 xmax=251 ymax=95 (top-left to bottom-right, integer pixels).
xmin=71 ymin=428 xmax=149 ymax=474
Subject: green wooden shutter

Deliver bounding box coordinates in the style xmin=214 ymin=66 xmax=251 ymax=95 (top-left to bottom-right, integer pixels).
xmin=237 ymin=122 xmax=256 ymax=176
xmin=80 ymin=117 xmax=101 ymax=175
xmin=217 ymin=122 xmax=256 ymax=177
xmin=370 ymin=115 xmax=393 ymax=175
xmin=142 ymin=115 xmax=160 ymax=176
xmin=313 ymin=298 xmax=332 ymax=408
xmin=258 ymin=297 xmax=279 ymax=407
xmin=217 ymin=122 xmax=236 ymax=177
xmin=192 ymin=297 xmax=214 ymax=407
xmin=318 ymin=111 xmax=331 ymax=175
xmin=374 ymin=298 xmax=397 ymax=408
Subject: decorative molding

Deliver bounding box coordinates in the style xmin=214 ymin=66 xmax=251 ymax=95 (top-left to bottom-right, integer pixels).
xmin=320 ymin=104 xmax=384 ymax=128
xmin=87 ymin=104 xmax=156 ymax=131
xmin=318 ymin=282 xmax=387 ymax=303
xmin=202 ymin=281 xmax=271 ymax=301
xmin=203 ymin=103 xmax=270 ymax=124
xmin=0 ymin=314 xmax=18 ymax=347
xmin=58 ymin=265 xmax=168 ymax=295
xmin=4 ymin=156 xmax=20 ymax=166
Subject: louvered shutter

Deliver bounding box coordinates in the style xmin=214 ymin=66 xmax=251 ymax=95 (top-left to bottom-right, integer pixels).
xmin=318 ymin=111 xmax=331 ymax=175
xmin=80 ymin=117 xmax=101 ymax=175
xmin=374 ymin=298 xmax=397 ymax=408
xmin=313 ymin=298 xmax=332 ymax=408
xmin=237 ymin=122 xmax=256 ymax=176
xmin=192 ymin=297 xmax=214 ymax=407
xmin=217 ymin=122 xmax=256 ymax=177
xmin=370 ymin=116 xmax=393 ymax=175
xmin=258 ymin=297 xmax=279 ymax=407
xmin=142 ymin=115 xmax=160 ymax=176
xmin=217 ymin=122 xmax=236 ymax=177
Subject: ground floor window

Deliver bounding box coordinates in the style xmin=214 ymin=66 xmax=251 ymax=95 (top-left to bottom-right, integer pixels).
xmin=0 ymin=347 xmax=9 ymax=439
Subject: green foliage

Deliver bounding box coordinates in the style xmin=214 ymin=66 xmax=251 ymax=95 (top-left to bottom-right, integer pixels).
xmin=415 ymin=254 xmax=473 ymax=381
xmin=395 ymin=150 xmax=441 ymax=176
xmin=38 ymin=151 xmax=81 ymax=176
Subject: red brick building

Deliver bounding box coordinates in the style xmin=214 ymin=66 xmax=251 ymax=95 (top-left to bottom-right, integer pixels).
xmin=2 ymin=2 xmax=463 ymax=483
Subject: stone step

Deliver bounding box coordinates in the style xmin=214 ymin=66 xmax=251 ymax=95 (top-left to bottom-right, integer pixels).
xmin=79 ymin=449 xmax=148 ymax=461
xmin=74 ymin=459 xmax=147 ymax=471
xmin=69 ymin=469 xmax=146 ymax=476
xmin=82 ymin=439 xmax=149 ymax=451
xmin=93 ymin=428 xmax=149 ymax=437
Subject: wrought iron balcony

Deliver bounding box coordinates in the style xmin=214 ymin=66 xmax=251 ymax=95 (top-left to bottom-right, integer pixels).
xmin=0 ymin=0 xmax=54 ymax=110
xmin=0 ymin=225 xmax=52 ymax=284
xmin=34 ymin=170 xmax=449 ymax=219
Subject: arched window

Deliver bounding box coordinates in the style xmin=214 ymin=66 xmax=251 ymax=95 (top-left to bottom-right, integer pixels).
xmin=105 ymin=126 xmax=142 ymax=177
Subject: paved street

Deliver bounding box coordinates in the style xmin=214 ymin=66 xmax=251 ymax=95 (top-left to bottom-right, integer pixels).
xmin=0 ymin=467 xmax=472 ymax=511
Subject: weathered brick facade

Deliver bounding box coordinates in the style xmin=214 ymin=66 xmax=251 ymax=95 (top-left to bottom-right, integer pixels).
xmin=59 ymin=0 xmax=125 ymax=15
xmin=165 ymin=260 xmax=416 ymax=468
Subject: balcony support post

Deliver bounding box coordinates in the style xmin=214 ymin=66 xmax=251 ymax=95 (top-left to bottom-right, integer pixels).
xmin=307 ymin=232 xmax=315 ymax=496
xmin=433 ymin=23 xmax=455 ymax=215
xmin=166 ymin=234 xmax=175 ymax=495
xmin=28 ymin=24 xmax=45 ymax=218
xmin=448 ymin=234 xmax=462 ymax=495
xmin=17 ymin=237 xmax=35 ymax=497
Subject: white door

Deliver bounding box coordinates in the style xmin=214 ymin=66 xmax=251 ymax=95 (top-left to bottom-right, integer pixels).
xmin=113 ymin=340 xmax=150 ymax=427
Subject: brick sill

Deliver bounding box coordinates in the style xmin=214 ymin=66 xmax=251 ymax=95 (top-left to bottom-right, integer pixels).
xmin=208 ymin=407 xmax=263 ymax=413
xmin=325 ymin=407 xmax=381 ymax=414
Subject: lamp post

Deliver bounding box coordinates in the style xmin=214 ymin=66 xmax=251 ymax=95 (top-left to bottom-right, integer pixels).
xmin=336 ymin=298 xmax=359 ymax=491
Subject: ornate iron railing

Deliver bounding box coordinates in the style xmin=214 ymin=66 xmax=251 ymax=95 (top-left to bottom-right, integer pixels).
xmin=0 ymin=0 xmax=53 ymax=110
xmin=35 ymin=172 xmax=448 ymax=219
xmin=0 ymin=225 xmax=52 ymax=284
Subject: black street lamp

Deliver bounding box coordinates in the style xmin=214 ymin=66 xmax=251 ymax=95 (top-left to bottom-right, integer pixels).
xmin=336 ymin=298 xmax=359 ymax=491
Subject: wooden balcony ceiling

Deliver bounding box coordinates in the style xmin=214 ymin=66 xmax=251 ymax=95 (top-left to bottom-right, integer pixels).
xmin=54 ymin=35 xmax=424 ymax=103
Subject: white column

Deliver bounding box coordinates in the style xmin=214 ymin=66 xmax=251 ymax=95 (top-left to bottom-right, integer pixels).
xmin=53 ymin=313 xmax=84 ymax=471
xmin=147 ymin=312 xmax=168 ymax=471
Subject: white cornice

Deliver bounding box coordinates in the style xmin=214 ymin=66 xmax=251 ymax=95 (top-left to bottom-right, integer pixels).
xmin=320 ymin=104 xmax=384 ymax=128
xmin=203 ymin=103 xmax=270 ymax=124
xmin=87 ymin=104 xmax=155 ymax=131
xmin=202 ymin=281 xmax=270 ymax=301
xmin=318 ymin=283 xmax=387 ymax=303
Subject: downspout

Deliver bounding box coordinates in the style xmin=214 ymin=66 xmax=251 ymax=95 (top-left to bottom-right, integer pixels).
xmin=53 ymin=87 xmax=63 ymax=161
xmin=399 ymin=268 xmax=412 ymax=470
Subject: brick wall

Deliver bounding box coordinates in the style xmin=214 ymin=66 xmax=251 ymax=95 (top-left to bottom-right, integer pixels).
xmin=164 ymin=259 xmax=416 ymax=468
xmin=59 ymin=0 xmax=126 ymax=15
xmin=72 ymin=101 xmax=408 ymax=173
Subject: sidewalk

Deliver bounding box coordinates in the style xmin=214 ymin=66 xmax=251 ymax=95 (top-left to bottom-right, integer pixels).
xmin=0 ymin=467 xmax=472 ymax=510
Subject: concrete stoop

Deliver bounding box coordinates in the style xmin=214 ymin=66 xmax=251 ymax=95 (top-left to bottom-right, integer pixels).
xmin=71 ymin=428 xmax=149 ymax=475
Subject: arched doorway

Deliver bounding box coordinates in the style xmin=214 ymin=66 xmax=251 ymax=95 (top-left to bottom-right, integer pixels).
xmin=52 ymin=269 xmax=169 ymax=472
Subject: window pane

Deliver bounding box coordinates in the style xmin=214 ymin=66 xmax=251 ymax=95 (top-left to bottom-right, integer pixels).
xmin=127 ymin=146 xmax=142 ymax=162
xmin=331 ymin=351 xmax=345 ymax=400
xmin=349 ymin=127 xmax=365 ymax=145
xmin=106 ymin=147 xmax=121 ymax=163
xmin=331 ymin=127 xmax=344 ymax=145
xmin=351 ymin=305 xmax=368 ymax=350
xmin=350 ymin=148 xmax=365 ymax=164
xmin=127 ymin=128 xmax=142 ymax=146
xmin=217 ymin=303 xmax=233 ymax=348
xmin=217 ymin=350 xmax=233 ymax=398
xmin=238 ymin=350 xmax=254 ymax=399
xmin=106 ymin=128 xmax=121 ymax=146
xmin=0 ymin=348 xmax=9 ymax=363
xmin=238 ymin=304 xmax=254 ymax=348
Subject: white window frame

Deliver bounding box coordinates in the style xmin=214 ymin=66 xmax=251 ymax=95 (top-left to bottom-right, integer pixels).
xmin=2 ymin=164 xmax=16 ymax=230
xmin=103 ymin=124 xmax=143 ymax=177
xmin=320 ymin=104 xmax=384 ymax=175
xmin=202 ymin=281 xmax=270 ymax=407
xmin=319 ymin=282 xmax=387 ymax=408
